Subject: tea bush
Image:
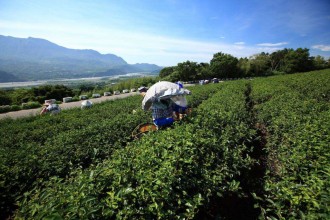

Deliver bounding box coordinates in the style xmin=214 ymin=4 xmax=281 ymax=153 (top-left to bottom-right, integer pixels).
xmin=15 ymin=82 xmax=258 ymax=219
xmin=250 ymin=69 xmax=330 ymax=219
xmin=2 ymin=69 xmax=329 ymax=219
xmin=0 ymin=83 xmax=222 ymax=218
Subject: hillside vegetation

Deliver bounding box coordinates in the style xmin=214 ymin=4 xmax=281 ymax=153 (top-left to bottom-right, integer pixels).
xmin=160 ymin=50 xmax=330 ymax=82
xmin=0 ymin=69 xmax=329 ymax=219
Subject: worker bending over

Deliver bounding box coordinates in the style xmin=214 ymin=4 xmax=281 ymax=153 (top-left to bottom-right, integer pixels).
xmin=40 ymin=102 xmax=61 ymax=115
xmin=151 ymin=99 xmax=175 ymax=127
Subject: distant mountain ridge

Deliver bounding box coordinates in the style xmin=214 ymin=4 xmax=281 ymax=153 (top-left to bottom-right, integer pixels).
xmin=0 ymin=35 xmax=162 ymax=82
xmin=0 ymin=70 xmax=21 ymax=82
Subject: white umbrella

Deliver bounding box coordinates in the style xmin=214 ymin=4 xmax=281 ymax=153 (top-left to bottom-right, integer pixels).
xmin=142 ymin=81 xmax=191 ymax=110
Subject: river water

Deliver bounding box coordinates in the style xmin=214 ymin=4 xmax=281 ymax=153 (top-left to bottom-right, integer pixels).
xmin=0 ymin=72 xmax=155 ymax=88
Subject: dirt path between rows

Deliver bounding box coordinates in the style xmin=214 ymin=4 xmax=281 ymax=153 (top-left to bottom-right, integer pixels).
xmin=0 ymin=92 xmax=138 ymax=120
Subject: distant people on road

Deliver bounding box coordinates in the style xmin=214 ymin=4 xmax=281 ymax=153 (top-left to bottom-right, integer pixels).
xmin=81 ymin=100 xmax=93 ymax=109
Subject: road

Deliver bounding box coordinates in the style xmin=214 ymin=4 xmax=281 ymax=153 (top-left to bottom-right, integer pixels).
xmin=0 ymin=84 xmax=195 ymax=120
xmin=0 ymin=92 xmax=139 ymax=120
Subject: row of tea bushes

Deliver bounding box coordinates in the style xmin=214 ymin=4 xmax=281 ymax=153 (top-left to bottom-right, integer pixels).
xmin=250 ymin=69 xmax=330 ymax=219
xmin=0 ymin=83 xmax=223 ymax=218
xmin=15 ymin=81 xmax=258 ymax=219
xmin=0 ymin=96 xmax=149 ymax=218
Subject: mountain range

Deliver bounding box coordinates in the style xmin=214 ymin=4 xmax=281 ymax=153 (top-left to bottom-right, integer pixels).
xmin=0 ymin=35 xmax=162 ymax=82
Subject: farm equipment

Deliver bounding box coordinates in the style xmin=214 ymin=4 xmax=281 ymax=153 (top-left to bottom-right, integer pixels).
xmin=131 ymin=123 xmax=158 ymax=139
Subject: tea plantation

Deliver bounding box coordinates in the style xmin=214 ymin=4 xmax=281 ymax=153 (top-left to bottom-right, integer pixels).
xmin=1 ymin=69 xmax=329 ymax=219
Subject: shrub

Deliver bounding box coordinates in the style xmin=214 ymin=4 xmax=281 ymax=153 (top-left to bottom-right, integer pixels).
xmin=21 ymin=101 xmax=41 ymax=109
xmin=0 ymin=105 xmax=11 ymax=113
xmin=10 ymin=105 xmax=21 ymax=111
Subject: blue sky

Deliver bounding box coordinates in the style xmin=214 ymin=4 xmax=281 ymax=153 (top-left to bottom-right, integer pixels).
xmin=0 ymin=0 xmax=329 ymax=66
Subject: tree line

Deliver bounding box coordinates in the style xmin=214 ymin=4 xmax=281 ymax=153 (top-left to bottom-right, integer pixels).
xmin=159 ymin=48 xmax=330 ymax=81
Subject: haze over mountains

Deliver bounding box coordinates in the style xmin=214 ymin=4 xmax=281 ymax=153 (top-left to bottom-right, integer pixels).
xmin=0 ymin=35 xmax=162 ymax=82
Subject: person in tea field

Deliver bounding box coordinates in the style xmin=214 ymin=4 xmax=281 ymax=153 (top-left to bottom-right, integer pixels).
xmin=141 ymin=81 xmax=191 ymax=128
xmin=148 ymin=96 xmax=190 ymax=127
xmin=172 ymin=81 xmax=189 ymax=119
xmin=151 ymin=99 xmax=175 ymax=127
xmin=151 ymin=97 xmax=191 ymax=126
xmin=81 ymin=100 xmax=93 ymax=109
xmin=140 ymin=91 xmax=175 ymax=127
xmin=171 ymin=96 xmax=189 ymax=120
xmin=40 ymin=101 xmax=61 ymax=115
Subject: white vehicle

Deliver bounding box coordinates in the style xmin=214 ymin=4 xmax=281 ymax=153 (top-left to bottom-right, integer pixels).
xmin=113 ymin=90 xmax=120 ymax=95
xmin=104 ymin=92 xmax=111 ymax=96
xmin=79 ymin=95 xmax=88 ymax=100
xmin=122 ymin=89 xmax=129 ymax=93
xmin=44 ymin=99 xmax=56 ymax=104
xmin=92 ymin=93 xmax=101 ymax=98
xmin=63 ymin=97 xmax=72 ymax=103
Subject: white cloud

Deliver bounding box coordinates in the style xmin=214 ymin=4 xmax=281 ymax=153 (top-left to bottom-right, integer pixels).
xmin=257 ymin=42 xmax=289 ymax=47
xmin=254 ymin=47 xmax=284 ymax=54
xmin=312 ymin=44 xmax=330 ymax=52
xmin=234 ymin=42 xmax=245 ymax=45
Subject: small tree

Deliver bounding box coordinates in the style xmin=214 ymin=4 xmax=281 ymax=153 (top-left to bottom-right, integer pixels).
xmin=196 ymin=62 xmax=211 ymax=80
xmin=210 ymin=52 xmax=239 ymax=78
xmin=237 ymin=57 xmax=252 ymax=77
xmin=175 ymin=61 xmax=199 ymax=81
xmin=280 ymin=48 xmax=312 ymax=73
xmin=10 ymin=89 xmax=34 ymax=105
xmin=312 ymin=55 xmax=327 ymax=70
xmin=249 ymin=52 xmax=271 ymax=76
xmin=159 ymin=67 xmax=175 ymax=78
xmin=0 ymin=91 xmax=11 ymax=105
xmin=270 ymin=49 xmax=288 ymax=72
